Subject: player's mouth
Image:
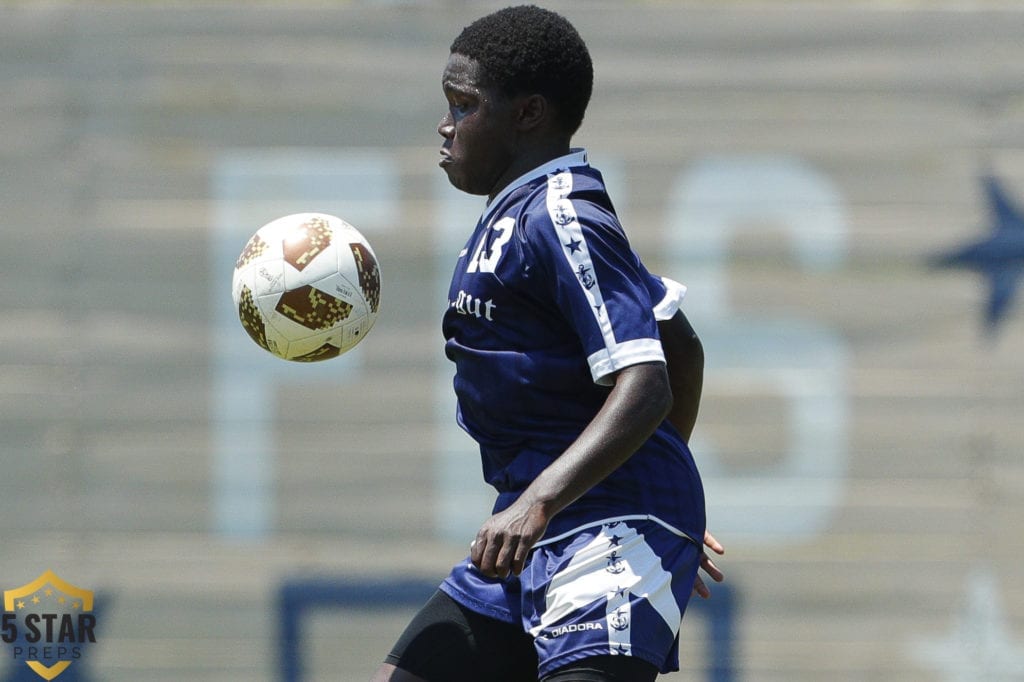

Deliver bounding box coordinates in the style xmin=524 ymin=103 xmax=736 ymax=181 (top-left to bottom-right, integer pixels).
xmin=439 ymin=148 xmax=453 ymax=168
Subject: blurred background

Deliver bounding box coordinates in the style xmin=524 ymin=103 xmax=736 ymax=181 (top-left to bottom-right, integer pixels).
xmin=2 ymin=1 xmax=1023 ymax=680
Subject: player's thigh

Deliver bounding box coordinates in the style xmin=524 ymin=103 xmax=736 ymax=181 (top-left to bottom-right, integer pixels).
xmin=541 ymin=654 xmax=659 ymax=682
xmin=383 ymin=589 xmax=536 ymax=682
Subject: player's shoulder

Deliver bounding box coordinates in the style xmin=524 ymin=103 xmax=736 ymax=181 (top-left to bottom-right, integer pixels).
xmin=516 ymin=166 xmax=614 ymax=220
xmin=490 ymin=163 xmax=617 ymax=248
xmin=544 ymin=163 xmax=609 ymax=197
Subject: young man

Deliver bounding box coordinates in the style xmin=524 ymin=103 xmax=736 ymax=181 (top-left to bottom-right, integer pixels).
xmin=372 ymin=6 xmax=722 ymax=681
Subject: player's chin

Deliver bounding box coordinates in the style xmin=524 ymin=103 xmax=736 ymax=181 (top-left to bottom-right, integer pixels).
xmin=442 ymin=167 xmax=490 ymax=197
xmin=441 ymin=167 xmax=474 ymax=194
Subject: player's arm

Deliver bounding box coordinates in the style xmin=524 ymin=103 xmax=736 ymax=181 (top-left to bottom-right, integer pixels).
xmin=658 ymin=309 xmax=703 ymax=442
xmin=471 ymin=361 xmax=672 ymax=578
xmin=657 ymin=309 xmax=726 ymax=597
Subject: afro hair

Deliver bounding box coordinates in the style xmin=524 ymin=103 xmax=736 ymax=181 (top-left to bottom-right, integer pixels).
xmin=450 ymin=5 xmax=593 ymax=136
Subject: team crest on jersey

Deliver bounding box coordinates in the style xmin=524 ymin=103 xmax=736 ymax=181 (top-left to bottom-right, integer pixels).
xmin=552 ymin=201 xmax=576 ymax=226
xmin=609 ymin=608 xmax=630 ymax=632
xmin=576 ymin=264 xmax=596 ymax=290
xmin=605 ymin=551 xmax=626 ymax=574
xmin=548 ymin=173 xmax=571 ymax=192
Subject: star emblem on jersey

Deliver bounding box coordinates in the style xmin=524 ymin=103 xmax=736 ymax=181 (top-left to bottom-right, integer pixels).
xmin=564 ymin=237 xmax=582 ymax=253
xmin=931 ymin=175 xmax=1024 ymax=334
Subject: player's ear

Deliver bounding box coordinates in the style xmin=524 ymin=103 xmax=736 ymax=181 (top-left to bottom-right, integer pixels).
xmin=515 ymin=93 xmax=549 ymax=132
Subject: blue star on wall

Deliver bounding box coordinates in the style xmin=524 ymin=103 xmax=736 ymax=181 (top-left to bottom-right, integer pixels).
xmin=932 ymin=176 xmax=1024 ymax=333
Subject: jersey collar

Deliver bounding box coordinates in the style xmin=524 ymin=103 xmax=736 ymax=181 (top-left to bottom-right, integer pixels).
xmin=481 ymin=148 xmax=589 ymax=224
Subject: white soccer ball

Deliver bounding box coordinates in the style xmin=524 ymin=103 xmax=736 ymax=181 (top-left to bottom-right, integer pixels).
xmin=231 ymin=212 xmax=381 ymax=362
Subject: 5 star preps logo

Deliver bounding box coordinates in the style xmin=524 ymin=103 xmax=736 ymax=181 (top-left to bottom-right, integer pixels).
xmin=2 ymin=570 xmax=97 ymax=680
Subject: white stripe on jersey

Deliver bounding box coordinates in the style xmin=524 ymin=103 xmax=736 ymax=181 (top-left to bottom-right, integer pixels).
xmin=545 ymin=170 xmax=616 ymax=353
xmin=545 ymin=170 xmax=668 ymax=386
xmin=587 ymin=338 xmax=666 ymax=385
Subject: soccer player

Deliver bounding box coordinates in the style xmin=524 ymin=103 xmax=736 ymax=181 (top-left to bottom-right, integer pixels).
xmin=372 ymin=6 xmax=722 ymax=681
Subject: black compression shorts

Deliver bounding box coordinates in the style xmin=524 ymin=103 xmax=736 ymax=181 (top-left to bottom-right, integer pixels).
xmin=384 ymin=590 xmax=659 ymax=682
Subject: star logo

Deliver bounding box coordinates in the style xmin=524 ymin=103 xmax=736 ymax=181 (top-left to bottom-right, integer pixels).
xmin=908 ymin=567 xmax=1024 ymax=680
xmin=2 ymin=570 xmax=99 ymax=681
xmin=932 ymin=175 xmax=1024 ymax=333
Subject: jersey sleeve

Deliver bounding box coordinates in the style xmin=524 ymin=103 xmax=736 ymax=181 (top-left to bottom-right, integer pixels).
xmin=648 ymin=275 xmax=687 ymax=321
xmin=526 ymin=174 xmax=667 ymax=386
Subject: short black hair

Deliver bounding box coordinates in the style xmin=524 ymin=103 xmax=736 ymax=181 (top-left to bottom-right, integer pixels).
xmin=450 ymin=5 xmax=593 ymax=136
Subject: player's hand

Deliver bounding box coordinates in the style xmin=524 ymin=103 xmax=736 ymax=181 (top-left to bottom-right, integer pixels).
xmin=470 ymin=501 xmax=550 ymax=579
xmin=692 ymin=530 xmax=725 ymax=599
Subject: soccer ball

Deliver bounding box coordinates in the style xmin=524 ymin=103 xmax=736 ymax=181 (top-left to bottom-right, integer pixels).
xmin=231 ymin=212 xmax=381 ymax=362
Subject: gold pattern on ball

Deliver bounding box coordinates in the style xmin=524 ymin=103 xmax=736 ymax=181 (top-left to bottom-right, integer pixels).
xmin=236 ymin=285 xmax=273 ymax=353
xmin=235 ymin=234 xmax=269 ymax=270
xmin=350 ymin=242 xmax=381 ymax=313
xmin=282 ymin=216 xmax=333 ymax=272
xmin=290 ymin=343 xmax=344 ymax=362
xmin=275 ymin=285 xmax=352 ymax=330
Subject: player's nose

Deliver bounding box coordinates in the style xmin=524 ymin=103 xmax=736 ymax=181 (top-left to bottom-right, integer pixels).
xmin=438 ymin=111 xmax=454 ymax=138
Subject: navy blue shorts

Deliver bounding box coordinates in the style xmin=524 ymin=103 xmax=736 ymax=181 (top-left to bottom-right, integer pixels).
xmin=395 ymin=517 xmax=700 ymax=679
xmin=385 ymin=590 xmax=660 ymax=681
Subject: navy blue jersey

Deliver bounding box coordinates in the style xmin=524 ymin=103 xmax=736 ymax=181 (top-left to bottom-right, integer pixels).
xmin=442 ymin=149 xmax=705 ymax=544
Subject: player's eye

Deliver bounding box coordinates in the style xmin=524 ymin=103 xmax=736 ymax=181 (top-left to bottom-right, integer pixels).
xmin=449 ymin=98 xmax=473 ymax=117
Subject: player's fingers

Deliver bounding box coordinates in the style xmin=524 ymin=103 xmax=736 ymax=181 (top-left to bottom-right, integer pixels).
xmin=703 ymin=530 xmax=725 ymax=555
xmin=494 ymin=536 xmax=520 ymax=578
xmin=471 ymin=534 xmax=499 ymax=576
xmin=701 ymin=554 xmax=725 ymax=583
xmin=510 ymin=539 xmax=531 ymax=576
xmin=692 ymin=574 xmax=710 ymax=599
xmin=473 ymin=531 xmax=507 ymax=577
xmin=470 ymin=536 xmax=484 ymax=566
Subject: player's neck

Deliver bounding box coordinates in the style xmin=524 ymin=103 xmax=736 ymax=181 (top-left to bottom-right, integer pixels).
xmin=488 ymin=140 xmax=573 ymax=203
